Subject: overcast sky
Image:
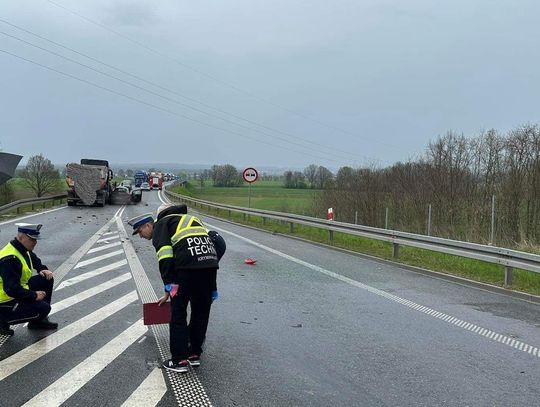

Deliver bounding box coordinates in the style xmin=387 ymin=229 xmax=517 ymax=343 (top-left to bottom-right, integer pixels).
xmin=1 ymin=0 xmax=539 ymax=170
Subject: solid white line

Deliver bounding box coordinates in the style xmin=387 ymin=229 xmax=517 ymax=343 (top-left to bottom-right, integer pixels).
xmin=74 ymin=249 xmax=124 ymax=268
xmin=0 ymin=291 xmax=138 ymax=381
xmin=0 ymin=206 xmax=67 ymax=226
xmin=87 ymin=241 xmax=122 ymax=254
xmin=102 ymin=231 xmax=118 ymax=236
xmin=23 ymin=320 xmax=147 ymax=407
xmin=51 ymin=273 xmax=132 ymax=314
xmin=120 ymin=368 xmax=167 ymax=407
xmin=56 ymin=259 xmax=128 ymax=290
xmin=208 ymin=222 xmax=540 ymax=359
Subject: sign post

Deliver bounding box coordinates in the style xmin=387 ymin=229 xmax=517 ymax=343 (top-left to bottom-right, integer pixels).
xmin=242 ymin=167 xmax=258 ymax=208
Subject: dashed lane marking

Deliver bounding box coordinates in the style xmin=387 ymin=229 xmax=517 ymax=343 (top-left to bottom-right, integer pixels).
xmin=209 ymin=223 xmax=540 ymax=360
xmin=22 ymin=319 xmax=147 ymax=407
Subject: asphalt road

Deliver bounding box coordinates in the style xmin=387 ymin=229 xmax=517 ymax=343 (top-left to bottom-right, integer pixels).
xmin=0 ymin=189 xmax=539 ymax=406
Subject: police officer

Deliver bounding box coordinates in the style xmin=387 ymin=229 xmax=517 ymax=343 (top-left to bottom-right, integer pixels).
xmin=0 ymin=223 xmax=58 ymax=336
xmin=129 ymin=204 xmax=222 ymax=373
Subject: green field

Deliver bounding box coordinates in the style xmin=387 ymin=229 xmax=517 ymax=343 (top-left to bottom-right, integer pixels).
xmin=3 ymin=177 xmax=66 ymax=200
xmin=172 ymin=180 xmax=321 ymax=215
xmin=168 ymin=182 xmax=540 ymax=297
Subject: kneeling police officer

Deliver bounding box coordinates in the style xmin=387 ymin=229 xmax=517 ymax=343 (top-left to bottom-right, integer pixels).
xmin=0 ymin=223 xmax=58 ymax=336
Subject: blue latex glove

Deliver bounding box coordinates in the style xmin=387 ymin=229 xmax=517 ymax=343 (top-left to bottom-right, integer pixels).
xmin=211 ymin=290 xmax=219 ymax=302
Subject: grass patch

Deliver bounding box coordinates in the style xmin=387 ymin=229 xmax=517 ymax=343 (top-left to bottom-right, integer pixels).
xmin=171 ymin=181 xmax=320 ymax=215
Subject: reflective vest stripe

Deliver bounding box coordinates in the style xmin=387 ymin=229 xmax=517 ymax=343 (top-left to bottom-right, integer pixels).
xmin=170 ymin=215 xmax=209 ymax=246
xmin=0 ymin=243 xmax=33 ymax=303
xmin=156 ymin=245 xmax=174 ymax=261
xmin=171 ymin=227 xmax=208 ymax=245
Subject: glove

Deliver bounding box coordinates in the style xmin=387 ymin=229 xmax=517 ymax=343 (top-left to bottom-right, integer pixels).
xmin=164 ymin=284 xmax=179 ymax=298
xmin=211 ymin=290 xmax=219 ymax=302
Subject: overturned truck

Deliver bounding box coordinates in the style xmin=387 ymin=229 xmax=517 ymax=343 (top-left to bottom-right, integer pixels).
xmin=66 ymin=159 xmax=141 ymax=206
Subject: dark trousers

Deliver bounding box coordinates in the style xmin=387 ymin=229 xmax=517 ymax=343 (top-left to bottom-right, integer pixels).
xmin=0 ymin=275 xmax=54 ymax=325
xmin=170 ymin=270 xmax=215 ymax=362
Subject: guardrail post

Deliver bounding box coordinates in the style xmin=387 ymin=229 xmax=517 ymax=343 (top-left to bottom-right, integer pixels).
xmin=504 ymin=266 xmax=513 ymax=287
xmin=31 ymin=203 xmax=35 ymax=211
xmin=263 ymin=217 xmax=266 ymax=226
xmin=42 ymin=202 xmax=46 ymax=209
xmin=16 ymin=206 xmax=20 ymax=214
xmin=228 ymin=210 xmax=231 ymax=218
xmin=328 ymin=230 xmax=333 ymax=243
xmin=392 ymin=242 xmax=400 ymax=258
xmin=243 ymin=213 xmax=246 ymax=221
xmin=290 ymin=222 xmax=294 ymax=233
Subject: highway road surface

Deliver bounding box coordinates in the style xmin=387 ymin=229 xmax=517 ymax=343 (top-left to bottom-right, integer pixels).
xmin=0 ymin=189 xmax=538 ymax=406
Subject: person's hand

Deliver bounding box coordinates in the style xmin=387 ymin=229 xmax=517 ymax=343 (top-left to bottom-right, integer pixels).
xmin=158 ymin=291 xmax=170 ymax=306
xmin=35 ymin=291 xmax=46 ymax=301
xmin=39 ymin=270 xmax=54 ymax=280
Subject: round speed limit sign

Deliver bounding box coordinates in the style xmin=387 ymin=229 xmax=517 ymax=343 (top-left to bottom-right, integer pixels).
xmin=242 ymin=167 xmax=258 ymax=183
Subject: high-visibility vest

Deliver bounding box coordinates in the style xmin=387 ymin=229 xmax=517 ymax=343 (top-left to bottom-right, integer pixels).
xmin=156 ymin=214 xmax=209 ymax=262
xmin=0 ymin=243 xmax=33 ymax=303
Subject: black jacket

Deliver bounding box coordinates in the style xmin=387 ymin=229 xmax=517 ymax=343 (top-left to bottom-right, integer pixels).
xmin=0 ymin=239 xmax=48 ymax=301
xmin=152 ymin=205 xmax=218 ymax=287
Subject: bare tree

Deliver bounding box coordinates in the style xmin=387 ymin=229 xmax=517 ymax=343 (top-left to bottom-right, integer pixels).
xmin=303 ymin=164 xmax=318 ymax=188
xmin=21 ymin=154 xmax=60 ymax=197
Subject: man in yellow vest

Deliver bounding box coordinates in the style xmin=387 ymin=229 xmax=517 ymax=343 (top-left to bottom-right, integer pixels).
xmin=0 ymin=223 xmax=58 ymax=336
xmin=128 ymin=204 xmax=221 ymax=373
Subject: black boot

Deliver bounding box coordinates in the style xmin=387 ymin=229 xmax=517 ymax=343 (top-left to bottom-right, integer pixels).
xmin=28 ymin=317 xmax=58 ymax=330
xmin=0 ymin=322 xmax=14 ymax=336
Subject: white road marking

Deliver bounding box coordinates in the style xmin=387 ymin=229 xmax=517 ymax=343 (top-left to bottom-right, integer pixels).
xmin=51 ymin=273 xmax=132 ymax=314
xmin=0 ymin=291 xmax=138 ymax=381
xmin=96 ymin=234 xmax=120 ymax=243
xmin=0 ymin=206 xmax=67 ymax=226
xmin=23 ymin=320 xmax=147 ymax=407
xmin=56 ymin=259 xmax=128 ymax=290
xmin=87 ymin=241 xmax=122 ymax=253
xmin=52 ymin=218 xmax=119 ymax=287
xmin=74 ymin=249 xmax=124 ymax=269
xmin=120 ymin=367 xmax=167 ymax=407
xmin=102 ymin=231 xmax=119 ymax=236
xmin=208 ymin=223 xmax=540 ymax=360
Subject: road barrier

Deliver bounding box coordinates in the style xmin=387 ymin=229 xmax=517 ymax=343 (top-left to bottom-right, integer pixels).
xmin=164 ymin=187 xmax=540 ymax=288
xmin=0 ymin=194 xmax=67 ymax=215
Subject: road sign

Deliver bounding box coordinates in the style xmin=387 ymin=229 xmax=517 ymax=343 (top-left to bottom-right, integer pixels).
xmin=243 ymin=167 xmax=258 ymax=183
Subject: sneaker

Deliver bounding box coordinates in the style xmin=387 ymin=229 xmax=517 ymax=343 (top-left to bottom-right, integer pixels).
xmin=27 ymin=318 xmax=58 ymax=330
xmin=187 ymin=354 xmax=201 ymax=367
xmin=162 ymin=359 xmax=189 ymax=373
xmin=0 ymin=322 xmax=14 ymax=336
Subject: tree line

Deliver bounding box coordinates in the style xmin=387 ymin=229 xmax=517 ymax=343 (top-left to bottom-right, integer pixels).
xmin=318 ymin=124 xmax=540 ymax=247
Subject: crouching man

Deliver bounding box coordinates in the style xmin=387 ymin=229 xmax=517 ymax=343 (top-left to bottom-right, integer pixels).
xmin=0 ymin=223 xmax=58 ymax=336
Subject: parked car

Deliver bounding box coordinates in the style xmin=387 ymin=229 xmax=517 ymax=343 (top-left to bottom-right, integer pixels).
xmin=140 ymin=182 xmax=150 ymax=191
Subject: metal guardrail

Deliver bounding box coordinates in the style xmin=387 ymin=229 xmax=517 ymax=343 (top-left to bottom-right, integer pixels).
xmin=0 ymin=194 xmax=67 ymax=215
xmin=164 ymin=187 xmax=540 ymax=287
